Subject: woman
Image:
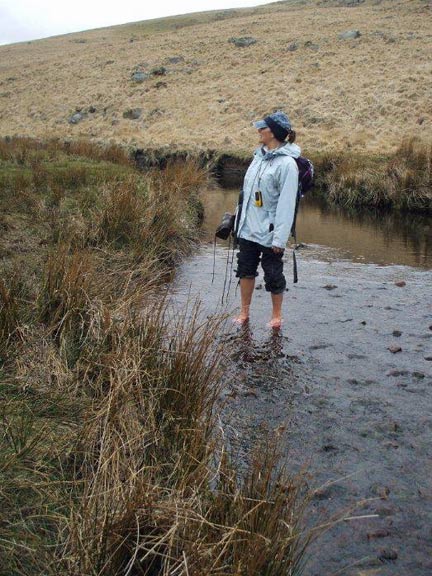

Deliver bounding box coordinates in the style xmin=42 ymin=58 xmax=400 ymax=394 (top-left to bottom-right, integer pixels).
xmin=234 ymin=110 xmax=300 ymax=329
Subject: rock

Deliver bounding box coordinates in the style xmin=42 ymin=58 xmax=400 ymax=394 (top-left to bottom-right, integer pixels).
xmin=122 ymin=108 xmax=142 ymax=120
xmin=395 ymin=280 xmax=406 ymax=287
xmin=68 ymin=112 xmax=83 ymax=124
xmin=255 ymin=284 xmax=263 ymax=290
xmin=429 ymin=325 xmax=432 ymax=331
xmin=304 ymin=40 xmax=320 ymax=51
xmin=228 ymin=36 xmax=257 ymax=48
xmin=151 ymin=66 xmax=167 ymax=76
xmin=321 ymin=443 xmax=337 ymax=452
xmin=383 ymin=440 xmax=399 ymax=449
xmin=387 ymin=369 xmax=408 ymax=377
xmin=131 ymin=71 xmax=149 ymax=83
xmin=167 ymin=56 xmax=184 ymax=64
xmin=287 ymin=42 xmax=298 ymax=51
xmin=388 ymin=345 xmax=402 ymax=354
xmin=367 ymin=529 xmax=390 ymax=539
xmin=338 ymin=30 xmax=361 ymax=40
xmin=148 ymin=108 xmax=164 ymax=118
xmin=392 ymin=330 xmax=402 ymax=337
xmin=360 ymin=320 xmax=367 ymax=325
xmin=322 ymin=284 xmax=337 ymax=290
xmin=412 ymin=371 xmax=425 ymax=379
xmin=378 ymin=548 xmax=398 ymax=561
xmin=338 ymin=0 xmax=365 ymax=5
xmin=369 ymin=484 xmax=390 ymax=499
xmin=425 ymin=356 xmax=432 ymax=361
xmin=309 ymin=343 xmax=331 ymax=350
xmin=313 ymin=484 xmax=346 ymax=500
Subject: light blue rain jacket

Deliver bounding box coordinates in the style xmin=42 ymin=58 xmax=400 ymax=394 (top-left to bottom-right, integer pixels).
xmin=236 ymin=142 xmax=301 ymax=249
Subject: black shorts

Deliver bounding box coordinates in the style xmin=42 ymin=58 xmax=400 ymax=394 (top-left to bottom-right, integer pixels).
xmin=235 ymin=238 xmax=286 ymax=294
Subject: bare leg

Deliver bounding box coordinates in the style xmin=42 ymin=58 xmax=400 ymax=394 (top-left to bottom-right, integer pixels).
xmin=269 ymin=292 xmax=283 ymax=328
xmin=234 ymin=277 xmax=255 ymax=323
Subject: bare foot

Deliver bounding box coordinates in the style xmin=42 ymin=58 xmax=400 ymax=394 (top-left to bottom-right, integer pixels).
xmin=233 ymin=315 xmax=249 ymax=325
xmin=268 ymin=318 xmax=282 ymax=329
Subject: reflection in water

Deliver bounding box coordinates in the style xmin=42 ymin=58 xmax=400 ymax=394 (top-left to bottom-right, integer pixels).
xmin=201 ymin=187 xmax=432 ymax=269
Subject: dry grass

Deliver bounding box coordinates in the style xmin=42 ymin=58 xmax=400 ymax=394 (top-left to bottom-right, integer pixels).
xmin=316 ymin=136 xmax=432 ymax=211
xmin=0 ymin=276 xmax=24 ymax=358
xmin=0 ymin=137 xmax=322 ymax=575
xmin=0 ymin=1 xmax=430 ymax=155
xmin=0 ymin=136 xmax=132 ymax=166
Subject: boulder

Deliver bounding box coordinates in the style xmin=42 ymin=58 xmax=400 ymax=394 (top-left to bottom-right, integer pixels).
xmin=228 ymin=36 xmax=257 ymax=48
xmin=150 ymin=66 xmax=167 ymax=76
xmin=68 ymin=112 xmax=83 ymax=124
xmin=131 ymin=71 xmax=149 ymax=83
xmin=123 ymin=108 xmax=142 ymax=120
xmin=338 ymin=30 xmax=361 ymax=40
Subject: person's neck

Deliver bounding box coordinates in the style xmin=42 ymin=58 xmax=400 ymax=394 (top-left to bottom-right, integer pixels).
xmin=266 ymin=139 xmax=283 ymax=151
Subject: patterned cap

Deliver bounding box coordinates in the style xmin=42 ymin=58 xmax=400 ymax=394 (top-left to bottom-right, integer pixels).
xmin=253 ymin=110 xmax=292 ymax=132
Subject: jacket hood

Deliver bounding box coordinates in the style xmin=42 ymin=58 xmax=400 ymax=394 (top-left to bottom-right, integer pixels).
xmin=255 ymin=142 xmax=301 ymax=160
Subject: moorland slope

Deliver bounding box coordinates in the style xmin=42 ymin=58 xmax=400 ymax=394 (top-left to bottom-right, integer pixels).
xmin=0 ymin=0 xmax=430 ymax=156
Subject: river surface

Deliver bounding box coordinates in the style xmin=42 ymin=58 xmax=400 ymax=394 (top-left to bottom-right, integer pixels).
xmin=170 ymin=188 xmax=432 ymax=576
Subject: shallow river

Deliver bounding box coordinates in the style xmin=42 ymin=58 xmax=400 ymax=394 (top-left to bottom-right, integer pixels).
xmin=170 ymin=188 xmax=432 ymax=576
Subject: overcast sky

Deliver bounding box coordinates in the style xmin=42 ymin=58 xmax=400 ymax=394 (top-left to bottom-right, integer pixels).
xmin=0 ymin=0 xmax=277 ymax=46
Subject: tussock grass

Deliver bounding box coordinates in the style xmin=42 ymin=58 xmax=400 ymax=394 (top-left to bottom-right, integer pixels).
xmin=0 ymin=276 xmax=24 ymax=359
xmin=315 ymin=137 xmax=432 ymax=212
xmin=0 ymin=136 xmax=132 ymax=166
xmin=0 ymin=137 xmax=321 ymax=574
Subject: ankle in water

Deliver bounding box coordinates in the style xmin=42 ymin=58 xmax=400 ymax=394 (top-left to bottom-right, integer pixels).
xmin=233 ymin=315 xmax=249 ymax=325
xmin=268 ymin=317 xmax=283 ymax=329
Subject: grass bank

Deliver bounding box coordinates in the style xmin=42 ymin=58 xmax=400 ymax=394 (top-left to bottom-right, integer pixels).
xmin=0 ymin=137 xmax=323 ymax=575
xmin=313 ymin=137 xmax=432 ymax=213
xmin=132 ymin=136 xmax=432 ymax=214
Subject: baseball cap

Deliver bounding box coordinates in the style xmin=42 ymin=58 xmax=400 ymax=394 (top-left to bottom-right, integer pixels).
xmin=253 ymin=110 xmax=292 ymax=132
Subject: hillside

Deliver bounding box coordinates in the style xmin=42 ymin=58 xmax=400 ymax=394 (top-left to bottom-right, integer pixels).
xmin=0 ymin=0 xmax=430 ymax=156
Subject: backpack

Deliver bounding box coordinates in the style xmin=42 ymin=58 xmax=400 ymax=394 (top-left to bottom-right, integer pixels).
xmin=291 ymin=156 xmax=314 ymax=283
xmin=295 ymin=156 xmax=314 ymax=196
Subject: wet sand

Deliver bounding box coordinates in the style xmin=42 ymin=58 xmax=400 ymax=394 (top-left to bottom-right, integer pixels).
xmin=170 ymin=241 xmax=432 ymax=576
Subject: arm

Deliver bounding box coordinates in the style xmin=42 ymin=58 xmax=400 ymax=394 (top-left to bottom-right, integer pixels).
xmin=272 ymin=158 xmax=299 ymax=249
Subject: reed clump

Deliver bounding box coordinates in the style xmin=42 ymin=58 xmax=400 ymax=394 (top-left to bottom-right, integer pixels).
xmin=0 ymin=137 xmax=320 ymax=575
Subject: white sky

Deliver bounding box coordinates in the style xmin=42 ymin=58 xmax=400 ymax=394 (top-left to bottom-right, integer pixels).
xmin=0 ymin=0 xmax=277 ymax=46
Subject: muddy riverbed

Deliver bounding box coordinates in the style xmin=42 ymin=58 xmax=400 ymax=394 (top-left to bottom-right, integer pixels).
xmin=170 ymin=191 xmax=432 ymax=576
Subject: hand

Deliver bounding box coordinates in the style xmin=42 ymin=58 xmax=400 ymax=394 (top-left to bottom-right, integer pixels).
xmin=272 ymin=246 xmax=284 ymax=254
